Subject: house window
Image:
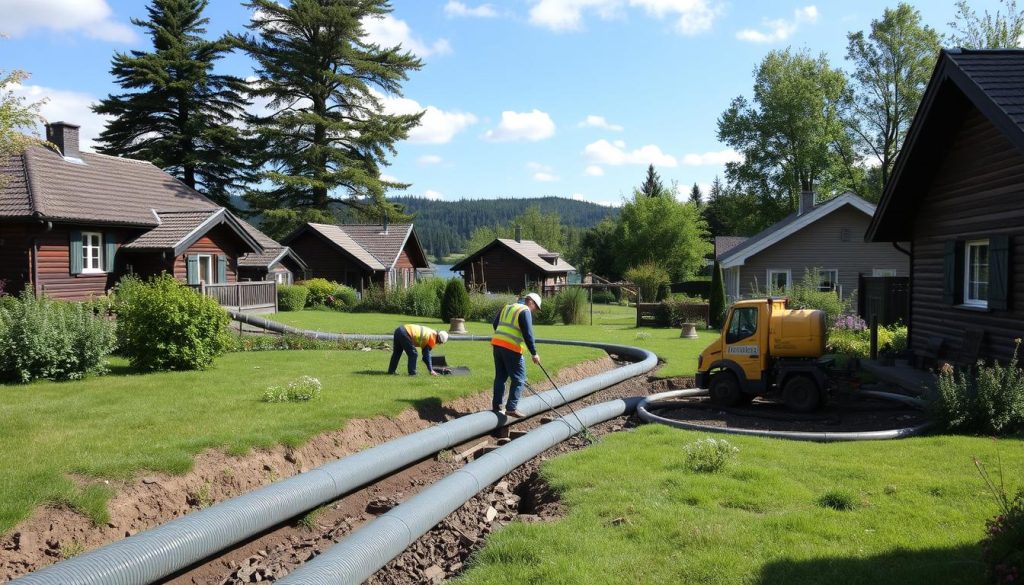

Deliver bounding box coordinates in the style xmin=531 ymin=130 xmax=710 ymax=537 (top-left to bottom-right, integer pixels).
xmin=818 ymin=269 xmax=839 ymax=293
xmin=964 ymin=239 xmax=989 ymax=307
xmin=273 ymin=271 xmax=291 ymax=285
xmin=197 ymin=254 xmax=215 ymax=284
xmin=767 ymin=269 xmax=791 ymax=293
xmin=872 ymin=269 xmax=897 ymax=277
xmin=81 ymin=232 xmax=103 ymax=274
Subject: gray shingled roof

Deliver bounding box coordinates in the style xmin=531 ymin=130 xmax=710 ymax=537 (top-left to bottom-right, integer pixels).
xmin=304 ymin=223 xmax=386 ymax=270
xmin=1 ymin=144 xmax=217 ymax=225
xmin=0 ymin=153 xmax=31 ymax=217
xmin=714 ymin=236 xmax=748 ymax=259
xmin=452 ymin=238 xmax=575 ymax=274
xmin=122 ymin=209 xmax=223 ymax=250
xmin=339 ymin=223 xmax=418 ymax=268
xmin=950 ymin=50 xmax=1024 ymax=126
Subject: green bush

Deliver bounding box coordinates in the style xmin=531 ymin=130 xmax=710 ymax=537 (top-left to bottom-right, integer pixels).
xmin=300 ymin=278 xmax=357 ymax=309
xmin=468 ymin=292 xmax=516 ymax=322
xmin=405 ymin=278 xmax=446 ymax=318
xmin=709 ymin=260 xmax=727 ymax=329
xmin=825 ymin=324 xmax=908 ymax=358
xmin=978 ymin=460 xmax=1024 ymax=583
xmin=784 ymin=270 xmax=850 ymax=326
xmin=624 ymin=262 xmax=670 ymax=303
xmin=682 ymin=437 xmax=738 ymax=473
xmin=658 ymin=299 xmax=710 ymax=328
xmin=591 ymin=289 xmax=615 ymax=304
xmin=556 ymin=287 xmax=588 ymax=325
xmin=441 ymin=279 xmax=471 ymax=322
xmin=114 ymin=274 xmax=231 ymax=371
xmin=929 ymin=341 xmax=1024 ymax=435
xmin=277 ymin=284 xmax=309 ymax=312
xmin=358 ymin=284 xmax=408 ymax=314
xmin=533 ymin=297 xmax=559 ymax=325
xmin=0 ymin=292 xmax=116 ymax=383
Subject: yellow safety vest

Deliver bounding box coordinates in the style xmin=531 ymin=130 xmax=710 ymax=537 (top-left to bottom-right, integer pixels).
xmin=491 ymin=303 xmax=528 ymax=353
xmin=403 ymin=324 xmax=437 ymax=349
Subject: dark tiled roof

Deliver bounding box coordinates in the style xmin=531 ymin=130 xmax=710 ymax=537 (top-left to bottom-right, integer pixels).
xmin=339 ymin=223 xmax=415 ymax=268
xmin=714 ymin=236 xmax=748 ymax=259
xmin=238 ymin=247 xmax=286 ymax=267
xmin=122 ymin=209 xmax=222 ymax=249
xmin=949 ymin=50 xmax=1024 ymax=128
xmin=237 ymin=216 xmax=281 ymax=249
xmin=0 ymin=154 xmax=31 ymax=217
xmin=304 ymin=223 xmax=386 ymax=270
xmin=4 ymin=144 xmax=216 ymax=225
xmin=452 ymin=238 xmax=575 ymax=274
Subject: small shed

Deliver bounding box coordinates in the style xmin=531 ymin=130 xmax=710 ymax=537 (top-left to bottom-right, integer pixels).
xmin=451 ymin=232 xmax=575 ymax=294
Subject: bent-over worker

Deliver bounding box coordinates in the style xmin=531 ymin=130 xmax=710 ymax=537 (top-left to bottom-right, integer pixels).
xmin=491 ymin=292 xmax=542 ymax=417
xmin=388 ymin=325 xmax=449 ymax=376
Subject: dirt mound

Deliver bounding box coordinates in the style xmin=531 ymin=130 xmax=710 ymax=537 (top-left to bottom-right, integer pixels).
xmin=0 ymin=356 xmax=617 ymax=581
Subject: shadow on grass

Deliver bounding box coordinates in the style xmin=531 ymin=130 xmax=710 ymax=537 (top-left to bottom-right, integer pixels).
xmin=756 ymin=543 xmax=983 ymax=585
xmin=398 ymin=396 xmax=466 ymax=423
xmin=354 ymin=369 xmax=397 ymax=376
xmin=103 ymin=363 xmax=145 ymax=377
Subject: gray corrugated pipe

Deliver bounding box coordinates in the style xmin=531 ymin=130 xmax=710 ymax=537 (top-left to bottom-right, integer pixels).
xmin=636 ymin=389 xmax=934 ymax=441
xmin=277 ymin=396 xmax=644 ymax=585
xmin=11 ymin=316 xmax=656 ymax=585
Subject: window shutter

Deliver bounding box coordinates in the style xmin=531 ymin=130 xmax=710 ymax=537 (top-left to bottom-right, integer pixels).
xmin=942 ymin=240 xmax=956 ymax=305
xmin=217 ymin=255 xmax=227 ymax=283
xmin=186 ymin=255 xmax=199 ymax=285
xmin=990 ymin=235 xmax=1010 ymax=311
xmin=103 ymin=234 xmax=117 ymax=273
xmin=69 ymin=230 xmax=83 ymax=275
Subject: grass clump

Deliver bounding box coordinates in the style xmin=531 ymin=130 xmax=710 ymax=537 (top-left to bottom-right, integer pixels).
xmin=817 ymin=489 xmax=858 ymax=511
xmin=682 ymin=437 xmax=738 ymax=473
xmin=260 ymin=376 xmax=323 ymax=403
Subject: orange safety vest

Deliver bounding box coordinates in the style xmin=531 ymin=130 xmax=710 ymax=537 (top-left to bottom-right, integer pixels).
xmin=403 ymin=324 xmax=437 ymax=349
xmin=491 ymin=303 xmax=528 ymax=353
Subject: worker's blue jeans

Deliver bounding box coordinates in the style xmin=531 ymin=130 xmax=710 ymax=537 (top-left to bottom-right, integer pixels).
xmin=388 ymin=327 xmax=418 ymax=375
xmin=492 ymin=346 xmax=526 ymax=410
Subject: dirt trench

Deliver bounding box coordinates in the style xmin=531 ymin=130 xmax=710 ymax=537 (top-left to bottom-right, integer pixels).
xmin=1 ymin=355 xmax=645 ymax=581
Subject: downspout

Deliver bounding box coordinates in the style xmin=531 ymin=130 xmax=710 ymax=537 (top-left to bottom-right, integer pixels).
xmin=893 ymin=241 xmax=912 ymax=348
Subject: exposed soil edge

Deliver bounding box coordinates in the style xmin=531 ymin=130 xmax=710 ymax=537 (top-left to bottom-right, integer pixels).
xmin=0 ymin=356 xmax=616 ymax=581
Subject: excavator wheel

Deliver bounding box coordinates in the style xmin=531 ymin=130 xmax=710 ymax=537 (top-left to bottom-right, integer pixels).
xmin=708 ymin=372 xmax=742 ymax=408
xmin=782 ymin=375 xmax=821 ymax=413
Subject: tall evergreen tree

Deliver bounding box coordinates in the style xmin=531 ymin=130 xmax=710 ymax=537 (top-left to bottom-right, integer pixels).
xmin=92 ymin=0 xmax=250 ymax=207
xmin=243 ymin=0 xmax=423 ymax=219
xmin=639 ymin=164 xmax=665 ymax=197
xmin=688 ymin=182 xmax=703 ymax=206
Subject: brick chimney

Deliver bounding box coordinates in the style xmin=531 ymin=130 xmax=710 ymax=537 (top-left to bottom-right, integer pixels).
xmin=514 ymin=225 xmax=522 ymax=243
xmin=46 ymin=122 xmax=81 ymax=160
xmin=798 ymin=190 xmax=815 ymax=216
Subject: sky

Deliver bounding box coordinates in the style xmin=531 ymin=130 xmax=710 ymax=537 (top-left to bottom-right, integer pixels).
xmin=0 ymin=0 xmax=1010 ymax=207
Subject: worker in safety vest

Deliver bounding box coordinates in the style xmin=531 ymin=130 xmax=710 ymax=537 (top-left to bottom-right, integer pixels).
xmin=490 ymin=292 xmax=542 ymax=417
xmin=388 ymin=324 xmax=449 ymax=376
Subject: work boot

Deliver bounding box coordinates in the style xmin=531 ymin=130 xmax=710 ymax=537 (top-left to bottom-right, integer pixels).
xmin=493 ymin=405 xmax=506 ymax=415
xmin=506 ymin=408 xmax=526 ymax=418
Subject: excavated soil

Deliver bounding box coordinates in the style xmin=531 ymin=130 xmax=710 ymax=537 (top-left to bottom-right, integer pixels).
xmin=0 ymin=355 xmax=623 ymax=581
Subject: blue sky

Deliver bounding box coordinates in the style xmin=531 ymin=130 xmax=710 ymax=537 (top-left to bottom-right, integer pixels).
xmin=0 ymin=0 xmax=1007 ymax=206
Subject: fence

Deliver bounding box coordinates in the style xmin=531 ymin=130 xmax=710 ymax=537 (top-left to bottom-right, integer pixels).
xmin=857 ymin=275 xmax=909 ymax=326
xmin=195 ymin=281 xmax=278 ymax=314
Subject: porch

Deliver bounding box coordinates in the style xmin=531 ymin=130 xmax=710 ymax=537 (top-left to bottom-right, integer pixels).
xmin=194 ymin=281 xmax=278 ymax=314
xmin=861 ymin=358 xmax=937 ymax=396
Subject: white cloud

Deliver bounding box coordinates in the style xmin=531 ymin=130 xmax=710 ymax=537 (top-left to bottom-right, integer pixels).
xmin=363 ymin=14 xmax=452 ymax=57
xmin=0 ymin=0 xmax=135 ymax=42
xmin=418 ymin=154 xmax=444 ymax=165
xmin=572 ymin=192 xmax=587 ymax=201
xmin=529 ymin=0 xmax=720 ymax=35
xmin=681 ymin=148 xmax=743 ymax=166
xmin=578 ymin=114 xmax=623 ymax=131
xmin=444 ymin=1 xmax=499 ymax=18
xmin=528 ymin=161 xmax=560 ymax=182
xmin=583 ymin=139 xmax=677 ymax=167
xmin=13 ymin=84 xmax=107 ymax=152
xmin=584 ymin=165 xmax=605 ymax=176
xmin=736 ymin=5 xmax=818 ymax=43
xmin=422 ymin=189 xmax=445 ymax=200
xmin=375 ymin=92 xmax=478 ymax=144
xmin=484 ymin=110 xmax=556 ymax=142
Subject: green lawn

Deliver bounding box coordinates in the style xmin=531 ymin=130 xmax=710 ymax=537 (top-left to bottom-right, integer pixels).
xmin=456 ymin=426 xmax=1024 ymax=585
xmin=0 ymin=339 xmax=603 ymax=533
xmin=272 ymin=303 xmax=716 ymax=378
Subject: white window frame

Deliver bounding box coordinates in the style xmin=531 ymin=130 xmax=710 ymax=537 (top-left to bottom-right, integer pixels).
xmin=196 ymin=254 xmax=214 ymax=284
xmin=81 ymin=232 xmax=104 ymax=274
xmin=817 ymin=269 xmax=839 ymax=293
xmin=964 ymin=239 xmax=989 ymax=308
xmin=766 ymin=269 xmax=792 ymax=294
xmin=872 ymin=269 xmax=897 ymax=277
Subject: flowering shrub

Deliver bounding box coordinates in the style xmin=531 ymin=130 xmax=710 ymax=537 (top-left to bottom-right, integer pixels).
xmin=261 ymin=376 xmax=322 ymax=403
xmin=930 ymin=340 xmax=1024 ymax=435
xmin=833 ymin=314 xmax=867 ymax=331
xmin=683 ymin=437 xmax=739 ymax=473
xmin=977 ymin=458 xmax=1024 ymax=583
xmin=826 ymin=324 xmax=908 ymax=358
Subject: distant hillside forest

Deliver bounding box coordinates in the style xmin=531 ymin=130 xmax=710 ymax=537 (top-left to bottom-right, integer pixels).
xmin=393 ymin=196 xmax=618 ymax=259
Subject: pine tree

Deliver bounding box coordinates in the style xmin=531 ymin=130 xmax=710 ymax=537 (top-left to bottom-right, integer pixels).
xmin=243 ymin=0 xmax=423 ymax=219
xmin=639 ymin=164 xmax=665 ymax=198
xmin=709 ymin=260 xmax=727 ymax=329
xmin=92 ymin=0 xmax=251 ymax=207
xmin=688 ymin=182 xmax=703 ymax=206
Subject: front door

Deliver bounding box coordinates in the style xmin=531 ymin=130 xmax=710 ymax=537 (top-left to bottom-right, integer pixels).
xmin=723 ymin=305 xmax=764 ymax=382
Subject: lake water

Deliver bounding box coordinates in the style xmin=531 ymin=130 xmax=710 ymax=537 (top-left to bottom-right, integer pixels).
xmin=431 ymin=264 xmax=458 ymax=280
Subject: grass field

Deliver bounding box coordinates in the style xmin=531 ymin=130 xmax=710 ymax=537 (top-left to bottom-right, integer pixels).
xmin=271 ymin=303 xmax=716 ymax=378
xmin=0 ymin=338 xmax=603 ymax=533
xmin=455 ymin=425 xmax=1024 ymax=585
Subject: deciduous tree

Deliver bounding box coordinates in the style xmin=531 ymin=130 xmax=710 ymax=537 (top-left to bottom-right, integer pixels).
xmin=948 ymin=0 xmax=1024 ymax=48
xmin=614 ymin=192 xmax=710 ymax=282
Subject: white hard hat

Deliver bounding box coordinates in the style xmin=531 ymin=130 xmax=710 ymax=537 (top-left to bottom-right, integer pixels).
xmin=437 ymin=330 xmax=449 ymax=343
xmin=525 ymin=292 xmax=542 ymax=309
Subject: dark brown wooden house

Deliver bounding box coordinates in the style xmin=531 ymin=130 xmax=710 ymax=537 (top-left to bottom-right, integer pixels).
xmin=867 ymin=49 xmax=1024 ymax=364
xmin=0 ymin=122 xmax=299 ymax=300
xmin=282 ymin=222 xmax=429 ymax=291
xmin=451 ymin=232 xmax=575 ymax=294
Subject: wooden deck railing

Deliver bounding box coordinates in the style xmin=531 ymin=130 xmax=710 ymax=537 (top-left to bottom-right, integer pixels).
xmin=193 ymin=281 xmax=278 ymax=313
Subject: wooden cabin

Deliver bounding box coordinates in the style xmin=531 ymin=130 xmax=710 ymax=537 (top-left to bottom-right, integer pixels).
xmin=451 ymin=231 xmax=575 ymax=294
